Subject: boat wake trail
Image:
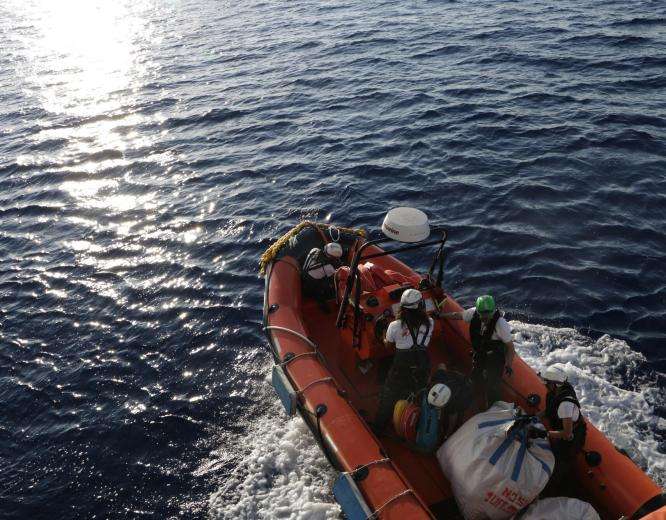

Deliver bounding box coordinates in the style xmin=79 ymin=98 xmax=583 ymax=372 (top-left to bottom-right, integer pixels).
xmin=207 ymin=374 xmax=340 ymax=519
xmin=210 ymin=323 xmax=665 ymax=519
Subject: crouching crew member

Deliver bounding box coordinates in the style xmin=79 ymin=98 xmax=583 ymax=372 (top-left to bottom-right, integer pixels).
xmin=441 ymin=294 xmax=515 ymax=406
xmin=429 ymin=363 xmax=473 ymax=438
xmin=374 ymin=289 xmax=433 ymax=433
xmin=542 ymin=366 xmax=587 ymax=493
xmin=301 ymin=242 xmax=343 ymax=309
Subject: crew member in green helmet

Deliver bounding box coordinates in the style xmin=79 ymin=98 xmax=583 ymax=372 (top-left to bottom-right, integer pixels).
xmin=441 ymin=295 xmax=515 ymax=406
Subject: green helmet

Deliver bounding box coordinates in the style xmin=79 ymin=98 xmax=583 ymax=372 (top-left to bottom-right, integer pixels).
xmin=475 ymin=295 xmax=495 ymax=314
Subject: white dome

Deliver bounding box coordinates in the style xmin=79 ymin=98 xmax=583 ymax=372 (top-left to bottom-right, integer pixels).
xmin=381 ymin=207 xmax=430 ymax=243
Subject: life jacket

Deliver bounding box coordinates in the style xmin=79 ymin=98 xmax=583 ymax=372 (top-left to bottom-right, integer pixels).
xmin=469 ymin=310 xmax=505 ymax=357
xmin=545 ymin=382 xmax=587 ymax=450
xmin=405 ymin=318 xmax=431 ymax=351
xmin=302 ymin=248 xmax=338 ymax=281
xmin=392 ymin=319 xmax=431 ymax=390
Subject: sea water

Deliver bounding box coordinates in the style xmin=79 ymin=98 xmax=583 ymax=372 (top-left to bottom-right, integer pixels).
xmin=0 ymin=0 xmax=664 ymax=517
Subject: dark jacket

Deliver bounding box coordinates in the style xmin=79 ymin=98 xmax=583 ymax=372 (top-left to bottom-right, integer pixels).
xmin=545 ymin=382 xmax=587 ymax=451
xmin=469 ymin=310 xmax=506 ymax=357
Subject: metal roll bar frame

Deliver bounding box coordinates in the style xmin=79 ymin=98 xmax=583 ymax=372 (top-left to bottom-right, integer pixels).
xmin=334 ymin=227 xmax=449 ymax=347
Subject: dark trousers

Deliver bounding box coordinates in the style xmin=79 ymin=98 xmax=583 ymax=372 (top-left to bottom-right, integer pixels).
xmin=374 ymin=351 xmax=429 ymax=433
xmin=543 ymin=441 xmax=579 ymax=497
xmin=302 ymin=276 xmax=334 ymax=303
xmin=471 ymin=350 xmax=505 ymax=405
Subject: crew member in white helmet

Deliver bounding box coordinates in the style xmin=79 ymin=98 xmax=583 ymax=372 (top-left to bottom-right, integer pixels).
xmin=541 ymin=366 xmax=587 ymax=494
xmin=301 ymin=242 xmax=343 ymax=310
xmin=374 ymin=289 xmax=433 ymax=433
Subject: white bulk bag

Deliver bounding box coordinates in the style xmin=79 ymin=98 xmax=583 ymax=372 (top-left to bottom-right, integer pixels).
xmin=437 ymin=401 xmax=555 ymax=520
xmin=513 ymin=497 xmax=600 ymax=520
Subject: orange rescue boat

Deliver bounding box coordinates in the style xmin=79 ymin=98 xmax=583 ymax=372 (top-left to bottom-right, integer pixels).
xmin=261 ymin=210 xmax=664 ymax=520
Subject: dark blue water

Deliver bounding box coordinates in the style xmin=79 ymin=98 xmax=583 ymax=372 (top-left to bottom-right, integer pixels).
xmin=1 ymin=0 xmax=664 ymax=517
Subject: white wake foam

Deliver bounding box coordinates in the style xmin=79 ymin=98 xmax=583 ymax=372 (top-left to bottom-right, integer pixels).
xmin=207 ymin=374 xmax=340 ymax=520
xmin=209 ymin=322 xmax=664 ymax=519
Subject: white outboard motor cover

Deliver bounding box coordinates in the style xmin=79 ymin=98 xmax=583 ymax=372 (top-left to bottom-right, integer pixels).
xmin=513 ymin=497 xmax=600 ymax=520
xmin=381 ymin=207 xmax=430 ymax=243
xmin=436 ymin=401 xmax=555 ymax=520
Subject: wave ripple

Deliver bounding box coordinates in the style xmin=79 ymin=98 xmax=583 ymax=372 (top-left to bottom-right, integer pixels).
xmin=0 ymin=0 xmax=664 ymax=517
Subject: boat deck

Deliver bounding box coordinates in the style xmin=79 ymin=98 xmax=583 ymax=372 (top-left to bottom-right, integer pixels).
xmin=301 ymin=298 xmax=477 ymax=517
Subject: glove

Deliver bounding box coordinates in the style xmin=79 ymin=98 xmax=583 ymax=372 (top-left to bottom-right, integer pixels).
xmin=505 ymin=365 xmax=513 ymax=376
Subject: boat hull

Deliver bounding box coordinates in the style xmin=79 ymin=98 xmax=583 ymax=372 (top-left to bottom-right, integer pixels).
xmin=263 ymin=234 xmax=664 ymax=519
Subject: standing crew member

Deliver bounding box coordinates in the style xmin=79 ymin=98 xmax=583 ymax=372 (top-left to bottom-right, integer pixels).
xmin=441 ymin=295 xmax=515 ymax=406
xmin=301 ymin=242 xmax=343 ymax=309
xmin=374 ymin=289 xmax=433 ymax=433
xmin=542 ymin=366 xmax=587 ymax=493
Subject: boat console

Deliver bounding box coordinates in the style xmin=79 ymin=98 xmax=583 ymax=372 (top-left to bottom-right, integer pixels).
xmin=335 ymin=262 xmax=440 ymax=362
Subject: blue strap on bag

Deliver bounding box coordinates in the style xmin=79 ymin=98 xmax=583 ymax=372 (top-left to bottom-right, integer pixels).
xmin=485 ymin=420 xmax=553 ymax=482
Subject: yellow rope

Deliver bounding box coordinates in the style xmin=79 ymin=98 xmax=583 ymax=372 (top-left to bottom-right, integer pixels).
xmin=259 ymin=221 xmax=365 ymax=274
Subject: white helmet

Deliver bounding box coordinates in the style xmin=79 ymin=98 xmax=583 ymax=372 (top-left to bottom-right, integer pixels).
xmin=428 ymin=383 xmax=451 ymax=408
xmin=400 ymin=288 xmax=423 ymax=309
xmin=542 ymin=366 xmax=567 ymax=384
xmin=324 ymin=242 xmax=343 ymax=258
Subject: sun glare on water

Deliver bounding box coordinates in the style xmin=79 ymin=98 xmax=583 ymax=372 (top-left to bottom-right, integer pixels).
xmin=18 ymin=0 xmax=153 ymax=117
xmin=6 ymin=1 xmax=170 ymax=218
